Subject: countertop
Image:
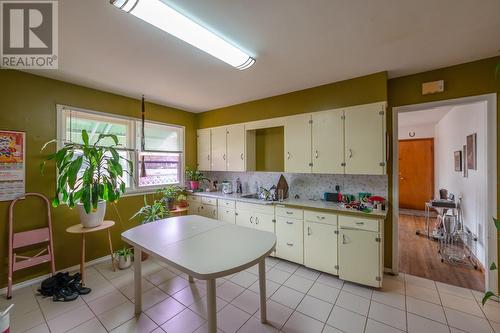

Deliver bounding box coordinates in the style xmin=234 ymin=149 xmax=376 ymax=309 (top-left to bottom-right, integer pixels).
xmin=188 ymin=191 xmax=388 ymax=219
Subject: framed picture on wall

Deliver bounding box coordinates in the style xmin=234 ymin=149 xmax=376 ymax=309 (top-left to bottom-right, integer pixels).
xmin=463 ymin=144 xmax=468 ymax=177
xmin=0 ymin=130 xmax=26 ymax=201
xmin=466 ymin=133 xmax=477 ymax=170
xmin=454 ymin=151 xmax=462 ymax=171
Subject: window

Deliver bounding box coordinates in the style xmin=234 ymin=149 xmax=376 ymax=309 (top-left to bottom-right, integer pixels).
xmin=57 ymin=105 xmax=184 ymax=194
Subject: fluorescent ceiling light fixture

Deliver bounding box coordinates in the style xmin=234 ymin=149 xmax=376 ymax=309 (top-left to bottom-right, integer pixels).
xmin=110 ymin=0 xmax=256 ymax=70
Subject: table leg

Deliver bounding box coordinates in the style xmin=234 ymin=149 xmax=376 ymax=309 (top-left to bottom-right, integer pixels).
xmin=80 ymin=234 xmax=86 ymax=285
xmin=189 ymin=275 xmax=194 ymax=283
xmin=134 ymin=247 xmax=142 ymax=315
xmin=258 ymin=259 xmax=267 ymax=323
xmin=206 ymin=279 xmax=217 ymax=333
xmin=107 ymin=229 xmax=116 ymax=272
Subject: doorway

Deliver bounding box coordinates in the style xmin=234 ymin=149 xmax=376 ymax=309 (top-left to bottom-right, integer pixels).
xmin=392 ymin=94 xmax=497 ymax=293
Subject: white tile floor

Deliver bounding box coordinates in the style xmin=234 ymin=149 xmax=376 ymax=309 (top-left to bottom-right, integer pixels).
xmin=2 ymin=257 xmax=497 ymax=333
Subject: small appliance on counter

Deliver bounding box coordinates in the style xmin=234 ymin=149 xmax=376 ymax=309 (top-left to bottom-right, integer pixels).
xmin=222 ymin=181 xmax=233 ymax=194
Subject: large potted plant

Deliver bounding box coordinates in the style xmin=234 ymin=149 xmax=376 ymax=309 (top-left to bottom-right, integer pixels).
xmin=157 ymin=185 xmax=182 ymax=210
xmin=185 ymin=167 xmax=208 ymax=190
xmin=41 ymin=130 xmax=131 ymax=228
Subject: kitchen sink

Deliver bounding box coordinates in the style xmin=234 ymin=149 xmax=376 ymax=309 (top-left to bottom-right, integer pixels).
xmin=240 ymin=193 xmax=260 ymax=199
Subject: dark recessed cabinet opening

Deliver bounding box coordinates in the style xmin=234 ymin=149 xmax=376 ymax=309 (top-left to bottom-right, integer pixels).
xmin=246 ymin=126 xmax=284 ymax=172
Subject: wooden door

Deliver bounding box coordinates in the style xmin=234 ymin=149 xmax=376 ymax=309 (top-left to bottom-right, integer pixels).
xmin=398 ymin=139 xmax=434 ymax=210
xmin=197 ymin=128 xmax=211 ymax=171
xmin=284 ymin=113 xmax=312 ymax=173
xmin=344 ymin=104 xmax=386 ymax=175
xmin=312 ymin=109 xmax=344 ymax=174
xmin=210 ymin=127 xmax=226 ymax=171
xmin=226 ymin=124 xmax=245 ymax=172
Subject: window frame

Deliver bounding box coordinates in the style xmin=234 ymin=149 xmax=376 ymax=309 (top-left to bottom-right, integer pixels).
xmin=56 ymin=104 xmax=185 ymax=196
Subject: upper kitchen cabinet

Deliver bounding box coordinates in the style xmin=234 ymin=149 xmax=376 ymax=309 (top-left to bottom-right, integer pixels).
xmin=197 ymin=128 xmax=211 ymax=171
xmin=226 ymin=124 xmax=245 ymax=172
xmin=311 ymin=109 xmax=344 ymax=174
xmin=284 ymin=113 xmax=312 ymax=173
xmin=344 ymin=103 xmax=386 ymax=175
xmin=210 ymin=127 xmax=227 ymax=171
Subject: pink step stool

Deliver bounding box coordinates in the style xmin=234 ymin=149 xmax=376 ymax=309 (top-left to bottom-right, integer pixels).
xmin=7 ymin=193 xmax=55 ymax=299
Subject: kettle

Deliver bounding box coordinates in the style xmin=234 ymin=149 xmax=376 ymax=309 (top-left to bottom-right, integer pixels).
xmin=222 ymin=181 xmax=233 ymax=194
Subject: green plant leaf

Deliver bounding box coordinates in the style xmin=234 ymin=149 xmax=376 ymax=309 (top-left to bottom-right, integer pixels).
xmin=82 ymin=130 xmax=89 ymax=146
xmin=483 ymin=291 xmax=496 ymax=305
xmin=67 ymin=156 xmax=83 ymax=189
xmin=51 ymin=196 xmax=60 ymax=207
xmin=490 ymin=262 xmax=497 ymax=270
xmin=494 ymin=217 xmax=500 ymax=232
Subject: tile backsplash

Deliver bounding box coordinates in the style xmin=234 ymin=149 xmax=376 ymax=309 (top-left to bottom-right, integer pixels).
xmin=201 ymin=172 xmax=388 ymax=200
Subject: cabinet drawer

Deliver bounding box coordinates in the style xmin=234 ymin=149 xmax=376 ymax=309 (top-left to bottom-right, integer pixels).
xmin=276 ymin=216 xmax=303 ymax=264
xmin=339 ymin=215 xmax=379 ymax=232
xmin=218 ymin=199 xmax=235 ymax=209
xmin=187 ymin=195 xmax=201 ymax=203
xmin=236 ymin=202 xmax=274 ymax=215
xmin=304 ymin=210 xmax=337 ymax=225
xmin=201 ymin=197 xmax=217 ymax=206
xmin=275 ymin=206 xmax=304 ymax=219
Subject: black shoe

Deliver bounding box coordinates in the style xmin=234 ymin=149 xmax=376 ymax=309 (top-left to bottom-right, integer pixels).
xmin=68 ymin=273 xmax=91 ymax=295
xmin=52 ymin=287 xmax=78 ymax=302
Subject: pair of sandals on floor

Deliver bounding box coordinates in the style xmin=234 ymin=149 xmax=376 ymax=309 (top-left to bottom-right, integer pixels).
xmin=38 ymin=272 xmax=91 ymax=302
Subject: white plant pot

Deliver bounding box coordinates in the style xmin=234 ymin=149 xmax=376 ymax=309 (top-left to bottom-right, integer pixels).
xmin=118 ymin=255 xmax=132 ymax=270
xmin=78 ymin=201 xmax=106 ymax=228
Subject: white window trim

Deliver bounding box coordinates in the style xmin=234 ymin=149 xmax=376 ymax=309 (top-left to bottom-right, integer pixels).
xmin=56 ymin=104 xmax=185 ymax=196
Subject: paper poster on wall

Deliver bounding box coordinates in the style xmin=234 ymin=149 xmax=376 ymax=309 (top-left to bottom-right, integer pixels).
xmin=0 ymin=130 xmax=25 ymax=201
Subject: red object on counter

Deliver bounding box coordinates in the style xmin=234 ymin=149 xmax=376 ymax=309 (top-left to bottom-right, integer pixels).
xmin=368 ymin=196 xmax=385 ymax=203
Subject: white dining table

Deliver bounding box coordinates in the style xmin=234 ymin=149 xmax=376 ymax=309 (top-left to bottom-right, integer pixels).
xmin=121 ymin=215 xmax=277 ymax=333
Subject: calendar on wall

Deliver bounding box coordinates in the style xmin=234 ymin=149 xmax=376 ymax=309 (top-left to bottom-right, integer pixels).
xmin=0 ymin=130 xmax=25 ymax=201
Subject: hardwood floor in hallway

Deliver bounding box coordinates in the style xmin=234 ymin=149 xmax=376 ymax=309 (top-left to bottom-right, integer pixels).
xmin=398 ymin=214 xmax=485 ymax=291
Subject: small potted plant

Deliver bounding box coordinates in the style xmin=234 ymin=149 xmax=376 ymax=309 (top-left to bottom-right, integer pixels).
xmin=157 ymin=185 xmax=182 ymax=210
xmin=115 ymin=247 xmax=133 ymax=270
xmin=185 ymin=167 xmax=208 ymax=190
xmin=41 ymin=130 xmax=131 ymax=228
xmin=176 ymin=190 xmax=188 ymax=208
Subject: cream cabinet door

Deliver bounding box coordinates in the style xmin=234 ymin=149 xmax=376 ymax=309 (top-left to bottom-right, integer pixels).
xmin=344 ymin=103 xmax=386 ymax=175
xmin=187 ymin=202 xmax=202 ymax=215
xmin=304 ymin=221 xmax=338 ymax=275
xmin=202 ymin=205 xmax=218 ymax=219
xmin=219 ymin=208 xmax=236 ymax=224
xmin=197 ymin=128 xmax=211 ymax=171
xmin=338 ymin=228 xmax=381 ymax=287
xmin=211 ymin=127 xmax=227 ymax=171
xmin=235 ymin=209 xmax=253 ymax=229
xmin=226 ymin=124 xmax=245 ymax=172
xmin=284 ymin=114 xmax=312 ymax=173
xmin=254 ymin=212 xmax=275 ymax=234
xmin=275 ymin=217 xmax=304 ymax=264
xmin=312 ymin=110 xmax=344 ymax=174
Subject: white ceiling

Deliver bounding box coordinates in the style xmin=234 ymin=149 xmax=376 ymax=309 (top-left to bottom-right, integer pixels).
xmin=29 ymin=0 xmax=500 ymax=112
xmin=398 ymin=106 xmax=453 ymax=128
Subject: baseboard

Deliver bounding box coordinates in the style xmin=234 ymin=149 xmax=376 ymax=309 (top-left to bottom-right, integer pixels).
xmin=0 ymin=254 xmax=112 ymax=296
xmin=384 ymin=267 xmax=397 ymax=275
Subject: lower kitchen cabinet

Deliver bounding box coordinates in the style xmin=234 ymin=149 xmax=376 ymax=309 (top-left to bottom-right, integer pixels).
xmin=338 ymin=216 xmax=383 ymax=288
xmin=254 ymin=212 xmax=274 ymax=233
xmin=187 ymin=201 xmax=202 ymax=215
xmin=275 ymin=217 xmax=303 ymax=264
xmin=304 ymin=221 xmax=338 ymax=275
xmin=235 ymin=209 xmax=253 ymax=228
xmin=218 ymin=208 xmax=236 ymax=224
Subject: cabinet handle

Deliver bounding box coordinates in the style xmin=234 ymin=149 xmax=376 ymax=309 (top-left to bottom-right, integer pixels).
xmin=255 ymin=217 xmax=259 ymax=225
xmin=197 ymin=206 xmax=201 ymax=213
xmin=286 ymin=242 xmax=294 ymax=247
xmin=287 ymin=152 xmax=290 ymax=160
xmin=342 ymin=234 xmax=346 ymax=244
xmin=223 ymin=154 xmax=226 ymax=160
xmin=349 ymin=148 xmax=353 ymax=159
xmin=317 ymin=216 xmax=325 ymax=220
xmin=286 ymin=221 xmax=294 ymax=225
xmin=307 ymin=227 xmax=312 ymax=236
xmin=286 ymin=211 xmax=293 ymax=215
xmin=315 ymin=150 xmax=319 ymax=159
xmin=240 ymin=153 xmax=244 ymax=160
xmin=355 ymin=222 xmax=364 ymax=225
xmin=250 ymin=216 xmax=254 ymax=224
xmin=207 ymin=154 xmax=210 ymax=161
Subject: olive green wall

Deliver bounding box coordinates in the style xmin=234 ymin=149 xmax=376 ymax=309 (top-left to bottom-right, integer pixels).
xmin=0 ymin=70 xmax=197 ymax=287
xmin=387 ymin=56 xmax=500 ymax=281
xmin=255 ymin=127 xmax=284 ymax=172
xmin=198 ymin=72 xmax=388 ymax=128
